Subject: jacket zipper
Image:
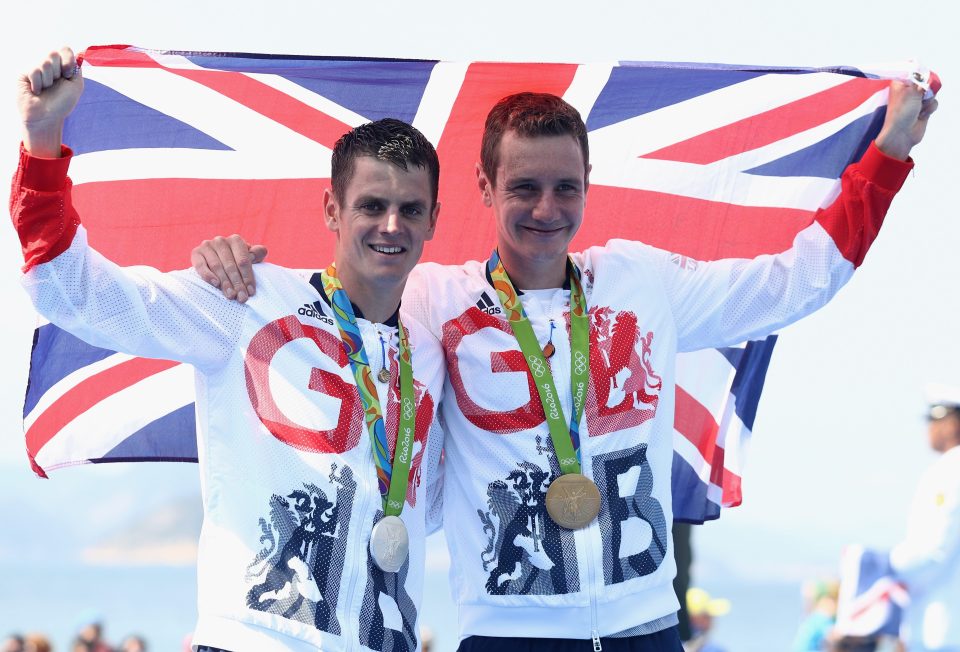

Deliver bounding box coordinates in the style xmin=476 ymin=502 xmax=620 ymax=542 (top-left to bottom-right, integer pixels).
xmin=345 ymin=442 xmax=373 ymax=652
xmin=344 ymin=329 xmax=380 ymax=652
xmin=558 ymin=292 xmax=602 ymax=651
xmin=551 ymin=291 xmax=602 ymax=650
xmin=583 ymin=496 xmax=602 ymax=651
xmin=581 ymin=424 xmax=601 ymax=650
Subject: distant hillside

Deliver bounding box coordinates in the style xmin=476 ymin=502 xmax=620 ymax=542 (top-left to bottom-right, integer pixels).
xmin=0 ymin=461 xmax=201 ymax=565
xmin=82 ymin=493 xmax=202 ymax=566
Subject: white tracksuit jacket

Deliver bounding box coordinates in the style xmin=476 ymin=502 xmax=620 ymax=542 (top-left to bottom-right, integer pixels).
xmin=403 ymin=142 xmax=912 ymax=643
xmin=12 ymin=147 xmax=445 ymax=652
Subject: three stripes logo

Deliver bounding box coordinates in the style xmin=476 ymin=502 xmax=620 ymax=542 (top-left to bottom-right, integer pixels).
xmin=476 ymin=293 xmax=503 ymax=316
xmin=297 ymin=301 xmax=334 ymax=325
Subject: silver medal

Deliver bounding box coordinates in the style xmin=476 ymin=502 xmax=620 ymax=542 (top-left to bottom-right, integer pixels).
xmin=369 ymin=515 xmax=409 ymax=573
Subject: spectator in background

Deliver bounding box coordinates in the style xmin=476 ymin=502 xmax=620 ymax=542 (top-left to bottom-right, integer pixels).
xmin=828 ymin=636 xmax=879 ymax=652
xmin=826 ymin=634 xmax=904 ymax=652
xmin=793 ymin=578 xmax=841 ymax=651
xmin=118 ymin=637 xmax=146 ymax=652
xmin=2 ymin=635 xmax=24 ymax=652
xmin=684 ymin=587 xmax=730 ymax=652
xmin=420 ymin=626 xmax=434 ymax=652
xmin=73 ymin=617 xmax=111 ymax=652
xmin=23 ymin=634 xmax=51 ymax=652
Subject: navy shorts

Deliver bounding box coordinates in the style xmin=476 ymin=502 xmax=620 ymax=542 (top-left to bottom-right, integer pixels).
xmin=457 ymin=626 xmax=684 ymax=652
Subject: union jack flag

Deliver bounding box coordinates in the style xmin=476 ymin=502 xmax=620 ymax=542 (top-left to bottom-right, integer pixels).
xmin=20 ymin=45 xmax=923 ymax=523
xmin=835 ymin=545 xmax=907 ymax=637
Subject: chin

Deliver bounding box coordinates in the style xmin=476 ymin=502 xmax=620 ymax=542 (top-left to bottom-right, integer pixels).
xmin=525 ymin=243 xmax=568 ymax=261
xmin=375 ymin=261 xmax=414 ymax=281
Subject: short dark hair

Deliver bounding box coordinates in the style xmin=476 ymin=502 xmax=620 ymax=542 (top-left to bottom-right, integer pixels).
xmin=480 ymin=92 xmax=589 ymax=185
xmin=331 ymin=118 xmax=440 ymax=207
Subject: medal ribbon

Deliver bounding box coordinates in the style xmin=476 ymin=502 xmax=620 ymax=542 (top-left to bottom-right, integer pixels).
xmin=487 ymin=250 xmax=589 ymax=476
xmin=321 ymin=264 xmax=415 ymax=517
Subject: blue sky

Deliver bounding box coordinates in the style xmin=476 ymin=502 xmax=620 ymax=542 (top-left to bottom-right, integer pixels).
xmin=0 ymin=0 xmax=956 ymax=615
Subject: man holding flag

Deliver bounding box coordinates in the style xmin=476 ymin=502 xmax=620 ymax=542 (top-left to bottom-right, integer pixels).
xmin=195 ymin=77 xmax=936 ymax=650
xmin=12 ymin=47 xmax=447 ymax=651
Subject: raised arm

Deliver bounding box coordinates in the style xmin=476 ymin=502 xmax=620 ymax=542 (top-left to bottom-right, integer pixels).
xmin=12 ymin=48 xmax=246 ymax=370
xmin=654 ymin=79 xmax=937 ymax=350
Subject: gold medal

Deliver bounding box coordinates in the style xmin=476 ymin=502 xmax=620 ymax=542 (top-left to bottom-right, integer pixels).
xmin=545 ymin=473 xmax=601 ymax=529
xmin=377 ymin=367 xmax=390 ymax=383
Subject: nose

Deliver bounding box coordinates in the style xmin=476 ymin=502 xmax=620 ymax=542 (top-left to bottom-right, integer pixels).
xmin=531 ymin=192 xmax=557 ymax=222
xmin=382 ymin=209 xmax=401 ymax=234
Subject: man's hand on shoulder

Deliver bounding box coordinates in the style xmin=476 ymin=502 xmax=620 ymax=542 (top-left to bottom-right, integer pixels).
xmin=191 ymin=235 xmax=268 ymax=303
xmin=18 ymin=47 xmax=84 ymax=158
xmin=875 ymin=79 xmax=938 ymax=161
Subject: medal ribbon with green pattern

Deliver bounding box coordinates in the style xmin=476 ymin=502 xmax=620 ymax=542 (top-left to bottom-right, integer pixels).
xmin=321 ymin=264 xmax=415 ymax=517
xmin=487 ymin=250 xmax=589 ymax=476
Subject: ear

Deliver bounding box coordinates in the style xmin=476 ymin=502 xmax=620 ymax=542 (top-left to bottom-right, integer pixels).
xmin=584 ymin=162 xmax=592 ymax=193
xmin=476 ymin=163 xmax=493 ymax=208
xmin=322 ymin=188 xmax=339 ymax=233
xmin=424 ymin=202 xmax=441 ymax=242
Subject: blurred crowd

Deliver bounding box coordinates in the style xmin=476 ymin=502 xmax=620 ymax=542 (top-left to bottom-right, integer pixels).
xmin=3 ymin=619 xmax=148 ymax=652
xmin=3 ymin=621 xmax=439 ymax=652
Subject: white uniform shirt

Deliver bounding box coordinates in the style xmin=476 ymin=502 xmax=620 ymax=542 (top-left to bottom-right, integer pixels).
xmin=891 ymin=445 xmax=960 ymax=650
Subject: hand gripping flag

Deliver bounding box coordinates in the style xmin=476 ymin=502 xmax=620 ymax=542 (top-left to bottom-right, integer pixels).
xmin=20 ymin=45 xmax=934 ymax=522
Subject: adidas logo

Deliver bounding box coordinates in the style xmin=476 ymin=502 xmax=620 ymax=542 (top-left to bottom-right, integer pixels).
xmin=476 ymin=293 xmax=502 ymax=316
xmin=298 ymin=301 xmax=334 ymax=325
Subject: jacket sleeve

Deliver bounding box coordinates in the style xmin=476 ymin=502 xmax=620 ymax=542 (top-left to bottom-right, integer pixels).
xmin=10 ymin=146 xmax=247 ymax=372
xmin=889 ymin=455 xmax=960 ymax=588
xmin=423 ymin=418 xmax=445 ymax=535
xmin=638 ymin=143 xmax=913 ymax=352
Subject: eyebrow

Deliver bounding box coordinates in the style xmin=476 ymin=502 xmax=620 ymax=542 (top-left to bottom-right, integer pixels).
xmin=400 ymin=199 xmax=428 ymax=211
xmin=503 ymin=175 xmax=584 ymax=186
xmin=352 ymin=195 xmax=428 ymax=209
xmin=352 ymin=194 xmax=385 ymax=206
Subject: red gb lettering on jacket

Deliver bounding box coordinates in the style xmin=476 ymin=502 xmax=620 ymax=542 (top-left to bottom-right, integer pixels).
xmin=585 ymin=306 xmax=662 ymax=436
xmin=443 ymin=308 xmax=544 ymax=433
xmin=245 ymin=315 xmax=363 ymax=454
xmin=443 ymin=306 xmax=661 ymax=437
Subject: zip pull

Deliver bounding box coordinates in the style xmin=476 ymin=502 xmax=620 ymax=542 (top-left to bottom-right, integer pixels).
xmin=591 ymin=630 xmax=602 ymax=651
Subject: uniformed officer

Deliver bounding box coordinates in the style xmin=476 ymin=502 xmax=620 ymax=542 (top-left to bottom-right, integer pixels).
xmin=890 ymin=385 xmax=960 ymax=651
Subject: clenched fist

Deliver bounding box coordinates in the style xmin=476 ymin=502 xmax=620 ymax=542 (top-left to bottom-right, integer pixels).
xmin=18 ymin=47 xmax=84 ymax=158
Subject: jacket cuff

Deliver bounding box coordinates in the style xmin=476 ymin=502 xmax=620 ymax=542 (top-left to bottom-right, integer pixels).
xmin=19 ymin=144 xmax=74 ymax=192
xmin=860 ymin=141 xmax=913 ymax=192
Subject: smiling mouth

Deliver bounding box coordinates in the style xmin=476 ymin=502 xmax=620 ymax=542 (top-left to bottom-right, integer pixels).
xmin=522 ymin=225 xmax=565 ymax=235
xmin=370 ymin=244 xmax=406 ymax=255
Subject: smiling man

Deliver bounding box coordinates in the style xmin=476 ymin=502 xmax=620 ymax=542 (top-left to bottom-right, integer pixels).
xmin=203 ymin=80 xmax=935 ymax=651
xmin=11 ymin=47 xmax=447 ymax=652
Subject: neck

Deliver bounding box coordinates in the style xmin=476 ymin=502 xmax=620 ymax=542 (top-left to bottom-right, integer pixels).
xmin=334 ymin=263 xmax=403 ymax=325
xmin=497 ymin=250 xmax=567 ymax=290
